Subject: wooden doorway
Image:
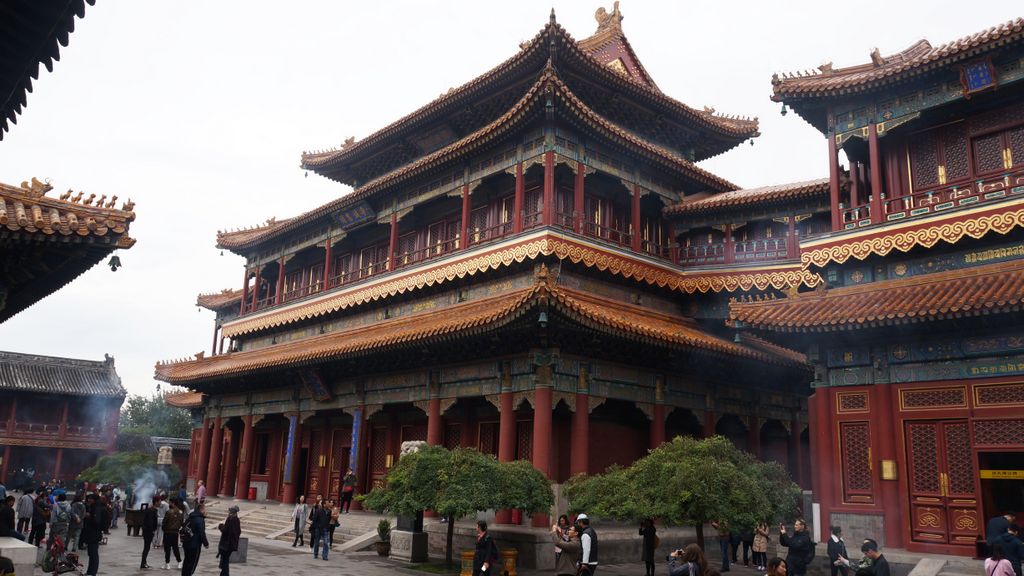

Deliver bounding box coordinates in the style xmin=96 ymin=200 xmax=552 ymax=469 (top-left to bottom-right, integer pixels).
xmin=905 ymin=420 xmax=978 ymax=546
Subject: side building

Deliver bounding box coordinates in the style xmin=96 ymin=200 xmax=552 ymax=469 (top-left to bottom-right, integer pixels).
xmin=157 ymin=5 xmax=814 ymax=537
xmin=733 ymin=18 xmax=1024 ymax=555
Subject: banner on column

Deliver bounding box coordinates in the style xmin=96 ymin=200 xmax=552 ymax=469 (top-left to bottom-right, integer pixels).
xmin=349 ymin=408 xmax=362 ymax=475
xmin=284 ymin=415 xmax=297 ymax=483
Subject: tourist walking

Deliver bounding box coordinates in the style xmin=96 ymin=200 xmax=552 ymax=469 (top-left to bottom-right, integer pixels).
xmin=578 ymin=513 xmax=598 ymax=575
xmin=860 ymin=540 xmax=889 ymax=576
xmin=752 ymin=522 xmax=769 ymax=571
xmin=141 ymin=498 xmax=159 ymax=569
xmin=639 ymin=518 xmax=657 ymax=576
xmin=327 ymin=500 xmax=339 ymax=549
xmin=310 ymin=500 xmax=331 ymax=560
xmin=711 ymin=519 xmax=731 ymax=572
xmin=989 ymin=544 xmax=1018 ymax=576
xmin=779 ymin=519 xmax=814 ymax=576
xmin=340 ymin=469 xmax=356 ymax=513
xmin=668 ymin=543 xmax=707 ymax=576
xmin=180 ymin=502 xmax=209 ymax=576
xmin=291 ymin=495 xmax=308 ymax=547
xmin=81 ymin=493 xmax=106 ymax=576
xmin=827 ymin=526 xmax=849 ymax=576
xmin=472 ymin=520 xmax=500 ymax=576
xmin=68 ymin=493 xmax=84 ymax=550
xmin=217 ymin=505 xmax=241 ymax=576
xmin=15 ymin=491 xmax=32 ymax=534
xmin=162 ymin=498 xmax=184 ymax=569
xmin=552 ymin=522 xmax=580 ymax=576
xmin=195 ymin=481 xmax=206 ymax=506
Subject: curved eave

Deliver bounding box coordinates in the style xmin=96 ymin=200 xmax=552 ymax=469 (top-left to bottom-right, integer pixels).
xmin=664 ymin=178 xmax=832 ymax=217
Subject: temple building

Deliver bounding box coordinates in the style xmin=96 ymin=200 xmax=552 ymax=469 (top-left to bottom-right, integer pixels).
xmin=157 ymin=4 xmax=1023 ymax=559
xmin=0 ymin=351 xmax=124 ymax=485
xmin=158 ymin=6 xmax=812 ymax=534
xmin=732 ymin=17 xmax=1024 ymax=555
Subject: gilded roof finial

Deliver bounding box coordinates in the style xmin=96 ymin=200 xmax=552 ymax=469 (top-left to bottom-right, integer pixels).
xmin=550 ymin=7 xmax=556 ymax=25
xmin=594 ymin=1 xmax=623 ymax=34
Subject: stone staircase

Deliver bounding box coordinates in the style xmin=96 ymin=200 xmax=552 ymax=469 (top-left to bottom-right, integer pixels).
xmin=201 ymin=498 xmax=391 ymax=551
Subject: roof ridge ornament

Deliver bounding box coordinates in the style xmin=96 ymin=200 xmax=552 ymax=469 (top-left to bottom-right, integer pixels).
xmin=594 ymin=1 xmax=623 ymax=35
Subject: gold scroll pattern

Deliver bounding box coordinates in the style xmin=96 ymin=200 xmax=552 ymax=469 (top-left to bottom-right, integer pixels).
xmin=223 ymin=236 xmax=821 ymax=338
xmin=802 ymin=207 xmax=1024 ymax=269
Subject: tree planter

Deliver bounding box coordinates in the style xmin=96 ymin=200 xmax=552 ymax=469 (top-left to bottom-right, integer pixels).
xmin=375 ymin=541 xmax=391 ymax=557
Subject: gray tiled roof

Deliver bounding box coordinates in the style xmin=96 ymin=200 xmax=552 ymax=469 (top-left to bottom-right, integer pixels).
xmin=0 ymin=351 xmax=126 ymax=398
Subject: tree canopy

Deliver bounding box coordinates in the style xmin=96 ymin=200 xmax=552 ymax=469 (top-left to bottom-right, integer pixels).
xmin=77 ymin=450 xmax=181 ymax=488
xmin=565 ymin=435 xmax=801 ymax=549
xmin=360 ymin=445 xmax=553 ymax=564
xmin=119 ymin=392 xmax=192 ymax=438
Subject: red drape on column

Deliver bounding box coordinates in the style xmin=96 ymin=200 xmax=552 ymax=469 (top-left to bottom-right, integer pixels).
xmin=235 ymin=415 xmax=256 ymax=499
xmin=542 ymin=151 xmax=554 ymax=226
xmin=206 ymin=418 xmax=225 ymax=497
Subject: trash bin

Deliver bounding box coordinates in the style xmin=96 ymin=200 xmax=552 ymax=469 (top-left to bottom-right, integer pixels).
xmin=247 ymin=487 xmax=257 ymax=501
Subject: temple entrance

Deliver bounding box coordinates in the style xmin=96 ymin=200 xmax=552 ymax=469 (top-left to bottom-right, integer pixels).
xmin=295 ymin=447 xmax=308 ymax=501
xmin=905 ymin=420 xmax=979 ymax=546
xmin=979 ymin=452 xmax=1024 ymax=523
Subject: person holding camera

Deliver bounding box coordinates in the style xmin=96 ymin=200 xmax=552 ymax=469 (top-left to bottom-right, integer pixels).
xmin=779 ymin=520 xmax=815 ymax=576
xmin=552 ymin=522 xmax=581 ymax=575
xmin=668 ymin=543 xmax=707 ymax=576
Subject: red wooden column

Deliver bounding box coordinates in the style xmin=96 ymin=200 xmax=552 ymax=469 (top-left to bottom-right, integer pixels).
xmin=235 ymin=415 xmax=256 ymax=499
xmin=790 ymin=416 xmax=805 ymax=488
xmin=513 ymin=161 xmax=525 ymax=233
xmin=828 ymin=134 xmax=842 ymax=231
xmin=571 ymin=366 xmax=590 ymax=476
xmin=531 ymin=363 xmax=554 ymax=528
xmin=787 ymin=216 xmax=798 ymax=259
xmin=210 ymin=325 xmax=220 ymax=357
xmin=631 ymin=185 xmax=642 ymax=252
xmin=460 ymin=184 xmax=471 ymax=249
xmin=649 ymin=376 xmax=666 ymax=449
xmin=496 ymin=364 xmax=516 ymax=525
xmin=58 ymin=400 xmax=69 ymax=439
xmin=275 ymin=258 xmax=285 ymax=304
xmin=1 ymin=446 xmax=9 ymax=483
xmin=669 ymin=222 xmax=680 ymax=264
xmin=574 ymin=161 xmax=585 ymax=234
xmin=849 ymin=161 xmax=861 ymax=209
xmin=542 ymin=151 xmax=554 ymax=226
xmin=869 ymin=123 xmax=885 ymax=224
xmin=323 ymin=237 xmax=333 ymax=288
xmin=195 ymin=418 xmax=212 ymax=490
xmin=238 ymin=269 xmax=249 ymax=315
xmin=250 ymin=267 xmax=261 ymax=311
xmin=875 ymin=384 xmax=903 ymax=547
xmin=222 ymin=425 xmax=239 ymax=495
xmin=426 ymin=400 xmax=442 ymax=446
xmin=809 ymin=388 xmax=832 ymax=542
xmin=703 ymin=410 xmax=716 ymax=438
xmin=281 ymin=414 xmax=303 ymax=504
xmin=53 ymin=448 xmax=63 ymax=481
xmin=205 ymin=417 xmax=225 ymax=497
xmin=748 ymin=416 xmax=761 ymax=459
xmin=387 ymin=212 xmax=399 ymax=271
xmin=723 ymin=224 xmax=735 ymax=264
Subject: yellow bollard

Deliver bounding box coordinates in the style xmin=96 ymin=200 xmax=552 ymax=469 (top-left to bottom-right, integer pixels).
xmin=460 ymin=550 xmax=475 ymax=576
xmin=500 ymin=549 xmax=518 ymax=576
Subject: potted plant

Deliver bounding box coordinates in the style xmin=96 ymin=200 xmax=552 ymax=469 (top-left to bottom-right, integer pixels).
xmin=375 ymin=519 xmax=391 ymax=556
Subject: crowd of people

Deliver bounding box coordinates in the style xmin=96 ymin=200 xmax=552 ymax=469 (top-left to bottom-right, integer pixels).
xmin=986 ymin=512 xmax=1024 ymax=576
xmin=288 ymin=493 xmax=345 ymax=559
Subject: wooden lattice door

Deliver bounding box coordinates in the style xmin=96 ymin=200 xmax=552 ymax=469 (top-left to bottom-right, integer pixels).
xmin=369 ymin=427 xmax=388 ymax=490
xmin=328 ymin=429 xmax=350 ymax=499
xmin=906 ymin=420 xmax=979 ymax=546
xmin=307 ymin=429 xmax=325 ymax=499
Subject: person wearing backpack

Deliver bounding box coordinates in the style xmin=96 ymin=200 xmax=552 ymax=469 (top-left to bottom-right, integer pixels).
xmin=68 ymin=493 xmax=85 ymax=551
xmin=162 ymin=498 xmax=184 ymax=569
xmin=180 ymin=501 xmax=209 ymax=576
xmin=48 ymin=492 xmax=71 ymax=549
xmin=81 ymin=493 xmax=106 ymax=576
xmin=779 ymin=519 xmax=815 ymax=576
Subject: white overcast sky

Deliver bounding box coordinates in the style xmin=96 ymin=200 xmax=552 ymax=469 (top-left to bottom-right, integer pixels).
xmin=0 ymin=1 xmax=1018 ymax=397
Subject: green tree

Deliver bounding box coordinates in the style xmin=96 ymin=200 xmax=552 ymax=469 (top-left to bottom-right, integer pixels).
xmin=119 ymin=392 xmax=192 ymax=438
xmin=360 ymin=445 xmax=553 ymax=565
xmin=565 ymin=435 xmax=801 ymax=550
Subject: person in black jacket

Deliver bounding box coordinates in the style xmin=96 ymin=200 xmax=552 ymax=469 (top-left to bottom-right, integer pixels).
xmin=995 ymin=524 xmax=1024 ymax=576
xmin=81 ymin=494 xmax=106 ymax=576
xmin=472 ymin=520 xmax=500 ymax=576
xmin=826 ymin=526 xmax=849 ymax=576
xmin=217 ymin=506 xmax=241 ymax=576
xmin=640 ymin=518 xmax=657 ymax=576
xmin=141 ymin=499 xmax=159 ymax=569
xmin=0 ymin=496 xmax=23 ymax=541
xmin=181 ymin=502 xmax=209 ymax=576
xmin=779 ymin=519 xmax=814 ymax=576
xmin=860 ymin=540 xmax=889 ymax=576
xmin=310 ymin=501 xmax=331 ymax=560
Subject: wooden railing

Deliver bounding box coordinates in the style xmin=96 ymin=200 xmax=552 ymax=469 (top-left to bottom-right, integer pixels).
xmin=681 ymin=244 xmax=725 ymax=264
xmin=467 ymin=221 xmax=513 ymax=247
xmin=394 ymin=238 xmax=460 ymax=269
xmin=734 ymin=238 xmax=791 ymax=262
xmin=583 ymin=221 xmax=630 ymax=247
